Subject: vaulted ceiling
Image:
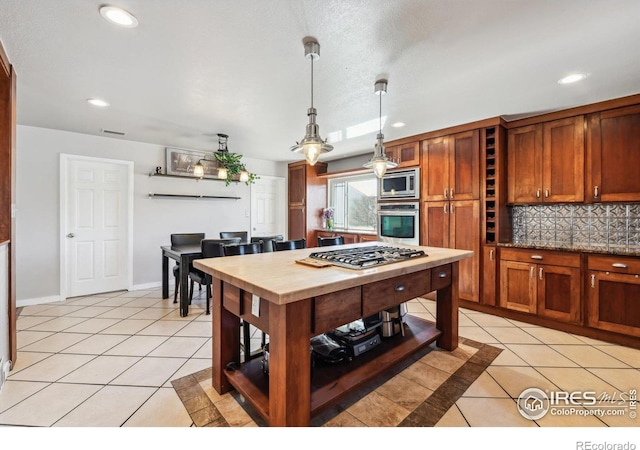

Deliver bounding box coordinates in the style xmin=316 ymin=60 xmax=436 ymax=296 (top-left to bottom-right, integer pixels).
xmin=1 ymin=0 xmax=639 ymax=163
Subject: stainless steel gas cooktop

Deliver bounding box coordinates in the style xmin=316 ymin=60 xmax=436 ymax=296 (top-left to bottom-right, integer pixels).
xmin=308 ymin=245 xmax=427 ymax=269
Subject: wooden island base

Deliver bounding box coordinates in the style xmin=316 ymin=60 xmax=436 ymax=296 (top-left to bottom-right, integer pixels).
xmin=194 ymin=243 xmax=472 ymax=426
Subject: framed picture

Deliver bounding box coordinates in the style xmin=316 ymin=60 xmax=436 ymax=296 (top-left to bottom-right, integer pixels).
xmin=165 ymin=147 xmax=218 ymax=178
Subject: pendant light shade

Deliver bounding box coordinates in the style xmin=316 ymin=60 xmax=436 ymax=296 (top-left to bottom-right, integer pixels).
xmin=290 ymin=39 xmax=333 ymax=166
xmin=363 ymin=79 xmax=397 ymax=178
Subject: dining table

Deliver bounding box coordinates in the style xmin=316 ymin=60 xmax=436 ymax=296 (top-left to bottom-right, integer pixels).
xmin=161 ymin=244 xmax=203 ymax=317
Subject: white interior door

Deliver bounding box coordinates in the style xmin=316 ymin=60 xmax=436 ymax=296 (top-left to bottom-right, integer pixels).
xmin=61 ymin=154 xmax=133 ymax=298
xmin=250 ymin=176 xmax=286 ymax=238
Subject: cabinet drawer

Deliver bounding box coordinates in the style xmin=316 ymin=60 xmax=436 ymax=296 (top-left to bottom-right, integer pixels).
xmin=431 ymin=264 xmax=452 ymax=291
xmin=587 ymin=255 xmax=640 ymax=274
xmin=313 ymin=286 xmax=361 ymax=334
xmin=500 ymin=248 xmax=580 ymax=267
xmin=362 ymin=270 xmax=430 ymax=316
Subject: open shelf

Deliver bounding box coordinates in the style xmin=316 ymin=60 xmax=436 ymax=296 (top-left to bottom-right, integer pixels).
xmin=223 ymin=315 xmax=441 ymax=423
xmin=148 ymin=172 xmax=241 ymax=183
xmin=148 ymin=193 xmax=240 ymax=200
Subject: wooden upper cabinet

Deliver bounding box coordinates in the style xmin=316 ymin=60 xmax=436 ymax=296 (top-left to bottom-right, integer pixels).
xmin=288 ymin=163 xmax=306 ymax=206
xmin=586 ymin=104 xmax=640 ymax=203
xmin=507 ymin=116 xmax=584 ymax=203
xmin=543 ymin=116 xmax=584 ymax=203
xmin=287 ymin=161 xmax=327 ymax=242
xmin=384 ymin=141 xmax=420 ymax=168
xmin=507 ymin=125 xmax=542 ymax=204
xmin=421 ymin=130 xmax=479 ymax=201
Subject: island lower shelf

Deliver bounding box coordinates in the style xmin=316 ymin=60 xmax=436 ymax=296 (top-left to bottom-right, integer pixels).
xmin=223 ymin=314 xmax=441 ymax=423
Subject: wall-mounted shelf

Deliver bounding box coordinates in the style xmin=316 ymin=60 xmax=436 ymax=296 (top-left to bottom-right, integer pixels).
xmin=148 ymin=193 xmax=241 ymax=200
xmin=148 ymin=172 xmax=240 ymax=182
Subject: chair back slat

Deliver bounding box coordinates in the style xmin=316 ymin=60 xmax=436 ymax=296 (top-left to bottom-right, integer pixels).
xmin=275 ymin=238 xmax=307 ymax=251
xmin=317 ymin=236 xmax=345 ymax=247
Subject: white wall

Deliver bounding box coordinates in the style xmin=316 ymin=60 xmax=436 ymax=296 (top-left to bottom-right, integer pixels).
xmin=15 ymin=125 xmax=287 ymax=303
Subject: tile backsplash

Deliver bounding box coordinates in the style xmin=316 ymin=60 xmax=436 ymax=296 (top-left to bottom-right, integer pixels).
xmin=511 ymin=204 xmax=640 ymax=252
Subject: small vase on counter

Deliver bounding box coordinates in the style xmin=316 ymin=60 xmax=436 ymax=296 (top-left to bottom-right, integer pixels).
xmin=327 ymin=219 xmax=333 ymax=231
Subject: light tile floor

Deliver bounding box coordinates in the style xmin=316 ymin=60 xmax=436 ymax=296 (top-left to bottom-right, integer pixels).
xmin=1 ymin=288 xmax=639 ymax=430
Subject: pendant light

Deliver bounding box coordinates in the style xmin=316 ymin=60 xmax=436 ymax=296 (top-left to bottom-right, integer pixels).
xmin=290 ymin=38 xmax=333 ymax=166
xmin=363 ymin=79 xmax=397 ymax=178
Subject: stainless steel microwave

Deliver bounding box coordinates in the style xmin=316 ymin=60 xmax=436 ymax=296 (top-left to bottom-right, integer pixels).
xmin=378 ymin=168 xmax=420 ymax=200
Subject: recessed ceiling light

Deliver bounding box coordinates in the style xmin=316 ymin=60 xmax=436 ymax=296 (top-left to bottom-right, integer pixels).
xmin=87 ymin=98 xmax=110 ymax=107
xmin=391 ymin=122 xmax=406 ymax=128
xmin=99 ymin=6 xmax=139 ymax=28
xmin=558 ymin=73 xmax=590 ymax=85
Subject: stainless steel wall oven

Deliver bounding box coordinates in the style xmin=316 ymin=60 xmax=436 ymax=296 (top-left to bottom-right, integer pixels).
xmin=377 ymin=202 xmax=420 ymax=246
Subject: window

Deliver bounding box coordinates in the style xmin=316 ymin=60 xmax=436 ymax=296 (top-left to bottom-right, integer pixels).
xmin=328 ymin=173 xmax=377 ymax=232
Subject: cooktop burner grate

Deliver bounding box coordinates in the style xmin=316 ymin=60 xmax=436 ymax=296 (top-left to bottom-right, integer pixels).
xmin=308 ymin=245 xmax=427 ymax=269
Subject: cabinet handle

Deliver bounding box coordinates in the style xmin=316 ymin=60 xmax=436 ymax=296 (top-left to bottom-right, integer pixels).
xmin=450 ymin=188 xmax=454 ymax=199
xmin=530 ymin=255 xmax=543 ymax=260
xmin=444 ymin=188 xmax=448 ymax=199
xmin=612 ymin=263 xmax=628 ymax=269
xmin=594 ymin=186 xmax=599 ymax=198
xmin=394 ymin=284 xmax=406 ymax=292
xmin=591 ymin=274 xmax=595 ymax=288
xmin=489 ymin=249 xmax=494 ymax=261
xmin=545 ymin=188 xmax=549 ymax=198
xmin=444 ymin=203 xmax=448 ymax=214
xmin=530 ymin=266 xmax=535 ymax=279
xmin=536 ymin=189 xmax=541 ymax=198
xmin=539 ymin=267 xmax=544 ymax=280
xmin=451 ymin=204 xmax=455 ymax=213
xmin=438 ymin=271 xmax=447 ymax=278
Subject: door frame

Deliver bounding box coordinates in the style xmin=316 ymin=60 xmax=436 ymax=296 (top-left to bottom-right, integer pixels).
xmin=59 ymin=154 xmax=134 ymax=300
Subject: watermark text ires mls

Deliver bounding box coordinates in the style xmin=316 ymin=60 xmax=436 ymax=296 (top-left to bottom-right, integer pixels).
xmin=517 ymin=387 xmax=637 ymax=421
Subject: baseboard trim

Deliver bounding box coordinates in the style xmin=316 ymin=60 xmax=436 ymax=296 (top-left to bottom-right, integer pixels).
xmin=132 ymin=281 xmax=167 ymax=291
xmin=16 ymin=295 xmax=61 ymax=308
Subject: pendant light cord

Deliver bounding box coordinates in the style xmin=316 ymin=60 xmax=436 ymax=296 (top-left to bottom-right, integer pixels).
xmin=310 ymin=56 xmax=314 ymax=109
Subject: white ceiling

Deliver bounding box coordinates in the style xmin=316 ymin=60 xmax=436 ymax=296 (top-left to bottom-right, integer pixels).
xmin=1 ymin=0 xmax=639 ymax=164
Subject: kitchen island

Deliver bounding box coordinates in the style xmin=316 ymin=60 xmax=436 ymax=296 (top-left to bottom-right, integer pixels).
xmin=194 ymin=242 xmax=472 ymax=426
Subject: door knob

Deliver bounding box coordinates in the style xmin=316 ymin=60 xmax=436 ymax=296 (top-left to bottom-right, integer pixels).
xmin=67 ymin=233 xmax=75 ymax=238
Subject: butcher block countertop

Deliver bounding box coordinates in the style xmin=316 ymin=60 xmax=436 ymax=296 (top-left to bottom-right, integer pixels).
xmin=194 ymin=242 xmax=472 ymax=305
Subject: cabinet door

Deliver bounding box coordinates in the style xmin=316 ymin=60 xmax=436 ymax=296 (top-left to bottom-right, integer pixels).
xmin=341 ymin=233 xmax=359 ymax=244
xmin=587 ymin=271 xmax=640 ymax=337
xmin=421 ymin=137 xmax=449 ymax=201
xmin=537 ymin=264 xmax=581 ymax=323
xmin=449 ymin=130 xmax=479 ymax=200
xmin=396 ymin=142 xmax=420 ymax=168
xmin=482 ymin=246 xmax=497 ymax=306
xmin=288 ymin=206 xmax=306 ymax=241
xmin=449 ymin=200 xmax=479 ymax=302
xmin=288 ymin=163 xmax=306 ymax=206
xmin=586 ymin=104 xmax=640 ymax=203
xmin=359 ymin=234 xmax=379 ymax=243
xmin=500 ymin=260 xmax=536 ymax=314
xmin=421 ymin=201 xmax=450 ymax=247
xmin=507 ymin=125 xmax=543 ymax=203
xmin=542 ymin=116 xmax=584 ymax=203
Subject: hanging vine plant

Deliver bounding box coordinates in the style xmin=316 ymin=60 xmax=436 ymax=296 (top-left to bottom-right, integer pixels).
xmin=214 ymin=151 xmax=258 ymax=186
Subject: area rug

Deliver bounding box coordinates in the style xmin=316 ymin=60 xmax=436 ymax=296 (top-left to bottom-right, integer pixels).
xmin=171 ymin=337 xmax=502 ymax=427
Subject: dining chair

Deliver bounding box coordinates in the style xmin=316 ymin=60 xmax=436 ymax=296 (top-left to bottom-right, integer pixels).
xmin=223 ymin=242 xmax=262 ymax=256
xmin=187 ymin=239 xmax=231 ymax=315
xmin=219 ymin=231 xmax=249 ymax=243
xmin=275 ymin=238 xmax=307 ymax=251
xmin=317 ymin=235 xmax=345 ymax=247
xmin=250 ymin=235 xmax=284 ymax=243
xmin=170 ymin=233 xmax=205 ymax=303
xmin=222 ymin=241 xmax=265 ymax=361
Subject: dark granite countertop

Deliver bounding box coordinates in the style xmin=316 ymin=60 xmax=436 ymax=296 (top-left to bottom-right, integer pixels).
xmin=497 ymin=242 xmax=640 ymax=258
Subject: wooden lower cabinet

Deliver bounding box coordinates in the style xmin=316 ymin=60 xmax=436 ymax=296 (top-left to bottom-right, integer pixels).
xmin=422 ymin=200 xmax=480 ymax=302
xmin=499 ymin=248 xmax=581 ymax=323
xmin=587 ymin=255 xmax=640 ymax=337
xmin=481 ymin=246 xmax=497 ymax=306
xmin=313 ymin=230 xmax=376 ymax=247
